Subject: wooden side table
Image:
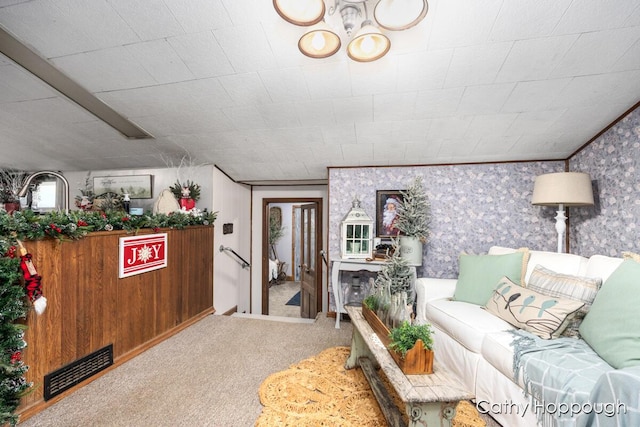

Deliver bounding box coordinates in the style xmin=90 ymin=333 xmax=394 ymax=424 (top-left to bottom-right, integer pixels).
xmin=331 ymin=259 xmax=416 ymax=328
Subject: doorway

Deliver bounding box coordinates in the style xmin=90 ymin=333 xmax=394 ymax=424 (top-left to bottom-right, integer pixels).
xmin=262 ymin=198 xmax=323 ymax=318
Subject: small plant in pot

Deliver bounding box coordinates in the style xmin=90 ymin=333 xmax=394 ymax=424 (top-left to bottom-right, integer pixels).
xmin=388 ymin=320 xmax=435 ymax=374
xmin=395 ymin=176 xmax=431 ymax=266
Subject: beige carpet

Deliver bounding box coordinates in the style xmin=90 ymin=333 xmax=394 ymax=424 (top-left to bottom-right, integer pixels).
xmin=17 ymin=313 xmax=352 ymax=426
xmin=256 ymin=346 xmax=487 ymax=427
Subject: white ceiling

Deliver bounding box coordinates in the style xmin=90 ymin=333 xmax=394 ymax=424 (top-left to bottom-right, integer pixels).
xmin=0 ymin=0 xmax=639 ymax=184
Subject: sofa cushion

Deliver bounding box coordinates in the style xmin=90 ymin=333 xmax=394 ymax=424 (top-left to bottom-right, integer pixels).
xmin=584 ymin=254 xmax=624 ymax=282
xmin=579 ymin=259 xmax=640 ymax=369
xmin=453 ymin=252 xmax=526 ymax=305
xmin=426 ymin=299 xmax=514 ymax=353
xmin=527 ymin=265 xmax=602 ymax=338
xmin=481 ymin=331 xmax=519 ymax=385
xmin=488 ymin=246 xmax=588 ymax=282
xmin=485 ymin=277 xmax=584 ymax=339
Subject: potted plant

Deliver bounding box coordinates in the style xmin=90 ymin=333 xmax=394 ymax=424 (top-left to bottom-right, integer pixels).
xmin=170 ymin=180 xmax=200 ymax=211
xmin=388 ymin=320 xmax=434 ymax=374
xmin=0 ymin=169 xmax=28 ymax=214
xmin=395 ymin=176 xmax=431 ymax=266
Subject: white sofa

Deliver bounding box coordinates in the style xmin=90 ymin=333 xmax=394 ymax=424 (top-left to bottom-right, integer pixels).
xmin=414 ymin=246 xmax=625 ymax=427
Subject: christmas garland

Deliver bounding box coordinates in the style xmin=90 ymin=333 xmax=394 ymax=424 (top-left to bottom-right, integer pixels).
xmin=0 ymin=209 xmax=216 ymax=242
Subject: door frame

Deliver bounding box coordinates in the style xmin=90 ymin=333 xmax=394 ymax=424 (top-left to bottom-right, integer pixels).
xmin=262 ymin=197 xmax=323 ymax=315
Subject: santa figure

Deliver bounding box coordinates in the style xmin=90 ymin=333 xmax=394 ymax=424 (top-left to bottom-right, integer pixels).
xmin=382 ymin=197 xmax=401 ymax=236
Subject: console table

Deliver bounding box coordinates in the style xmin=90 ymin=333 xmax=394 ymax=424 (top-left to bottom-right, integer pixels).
xmin=331 ymin=258 xmax=415 ymax=328
xmin=345 ymin=306 xmax=474 ymax=427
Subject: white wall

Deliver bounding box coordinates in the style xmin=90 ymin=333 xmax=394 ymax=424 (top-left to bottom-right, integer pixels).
xmin=212 ymin=168 xmax=251 ymax=314
xmin=251 ymin=186 xmax=328 ymax=315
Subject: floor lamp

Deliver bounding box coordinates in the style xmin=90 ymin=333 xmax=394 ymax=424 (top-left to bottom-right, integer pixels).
xmin=532 ymin=172 xmax=594 ymax=253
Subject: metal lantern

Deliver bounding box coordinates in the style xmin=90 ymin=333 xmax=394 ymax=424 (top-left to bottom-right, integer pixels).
xmin=340 ymin=198 xmax=373 ymax=259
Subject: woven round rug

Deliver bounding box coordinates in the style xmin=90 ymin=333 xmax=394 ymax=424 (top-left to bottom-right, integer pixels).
xmin=256 ymin=346 xmax=486 ymax=427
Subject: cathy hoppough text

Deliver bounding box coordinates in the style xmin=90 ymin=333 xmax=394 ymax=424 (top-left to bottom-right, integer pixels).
xmin=476 ymin=399 xmax=628 ymax=418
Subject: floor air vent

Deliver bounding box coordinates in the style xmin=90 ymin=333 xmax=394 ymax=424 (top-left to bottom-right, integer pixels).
xmin=44 ymin=344 xmax=113 ymax=401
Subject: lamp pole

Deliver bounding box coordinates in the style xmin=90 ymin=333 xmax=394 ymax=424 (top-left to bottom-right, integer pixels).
xmin=554 ymin=203 xmax=567 ymax=253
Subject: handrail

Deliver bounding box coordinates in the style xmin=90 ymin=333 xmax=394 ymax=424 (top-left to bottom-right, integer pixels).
xmin=219 ymin=245 xmax=250 ymax=269
xmin=320 ymin=250 xmax=328 ymax=267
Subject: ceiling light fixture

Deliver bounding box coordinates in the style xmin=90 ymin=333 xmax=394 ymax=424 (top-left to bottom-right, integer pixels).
xmin=273 ymin=0 xmax=428 ymax=62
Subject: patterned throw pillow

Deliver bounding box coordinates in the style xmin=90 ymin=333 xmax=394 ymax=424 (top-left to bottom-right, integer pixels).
xmin=527 ymin=265 xmax=602 ymax=338
xmin=485 ymin=277 xmax=585 ymax=339
xmin=622 ymin=251 xmax=640 ymax=263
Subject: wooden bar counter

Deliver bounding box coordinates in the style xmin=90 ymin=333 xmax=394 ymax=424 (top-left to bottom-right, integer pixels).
xmin=17 ymin=226 xmax=214 ymax=420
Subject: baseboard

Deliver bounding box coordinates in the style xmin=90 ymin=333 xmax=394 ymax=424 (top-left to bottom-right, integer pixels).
xmin=222 ymin=306 xmax=238 ymax=316
xmin=231 ymin=313 xmax=315 ymax=324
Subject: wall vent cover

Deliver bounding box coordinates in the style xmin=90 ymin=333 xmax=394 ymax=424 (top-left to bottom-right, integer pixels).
xmin=44 ymin=344 xmax=113 ymax=401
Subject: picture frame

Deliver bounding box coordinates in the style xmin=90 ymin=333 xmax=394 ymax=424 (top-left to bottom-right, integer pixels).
xmin=376 ymin=190 xmax=404 ymax=238
xmin=93 ymin=175 xmax=153 ymax=199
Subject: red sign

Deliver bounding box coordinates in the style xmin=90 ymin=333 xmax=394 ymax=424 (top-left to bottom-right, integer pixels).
xmin=119 ymin=233 xmax=168 ymax=278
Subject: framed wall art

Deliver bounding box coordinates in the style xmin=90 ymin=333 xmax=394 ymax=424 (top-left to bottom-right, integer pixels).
xmin=93 ymin=175 xmax=153 ymax=199
xmin=376 ymin=190 xmax=404 ymax=238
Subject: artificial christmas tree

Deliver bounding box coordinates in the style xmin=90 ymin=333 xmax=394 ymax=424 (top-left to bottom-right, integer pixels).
xmin=0 ymin=241 xmax=30 ymax=426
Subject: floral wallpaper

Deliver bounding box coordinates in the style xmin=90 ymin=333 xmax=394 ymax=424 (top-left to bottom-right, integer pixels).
xmin=570 ymin=106 xmax=640 ymax=257
xmin=329 ymin=161 xmax=565 ymax=280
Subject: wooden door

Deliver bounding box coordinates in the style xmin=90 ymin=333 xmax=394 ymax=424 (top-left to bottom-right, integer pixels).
xmin=300 ymin=203 xmax=320 ymax=318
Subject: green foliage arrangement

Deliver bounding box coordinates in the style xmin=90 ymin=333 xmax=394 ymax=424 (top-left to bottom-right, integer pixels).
xmin=374 ymin=241 xmax=414 ymax=304
xmin=396 ymin=176 xmax=431 ymax=243
xmin=170 ymin=180 xmax=201 ymax=202
xmin=0 ymin=238 xmax=30 ymax=426
xmin=388 ymin=320 xmax=434 ymax=357
xmin=0 ymin=209 xmax=217 ymax=242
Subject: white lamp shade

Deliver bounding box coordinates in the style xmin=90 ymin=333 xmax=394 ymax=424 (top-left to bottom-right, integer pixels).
xmin=532 ymin=172 xmax=594 ymax=206
xmin=273 ymin=0 xmax=325 ymax=26
xmin=374 ymin=0 xmax=429 ymax=31
xmin=298 ymin=22 xmax=341 ymax=58
xmin=347 ymin=24 xmax=391 ymax=62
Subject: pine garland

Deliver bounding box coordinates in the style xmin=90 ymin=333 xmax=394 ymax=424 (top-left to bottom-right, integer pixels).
xmin=396 ymin=176 xmax=431 ymax=243
xmin=0 ymin=209 xmax=217 ymax=242
xmin=0 ymin=239 xmax=30 ymax=427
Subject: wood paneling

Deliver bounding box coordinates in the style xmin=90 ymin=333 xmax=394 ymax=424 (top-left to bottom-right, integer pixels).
xmin=17 ymin=226 xmax=214 ymax=415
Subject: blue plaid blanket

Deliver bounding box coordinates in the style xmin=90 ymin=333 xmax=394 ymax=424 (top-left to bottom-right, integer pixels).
xmin=511 ymin=330 xmax=640 ymax=426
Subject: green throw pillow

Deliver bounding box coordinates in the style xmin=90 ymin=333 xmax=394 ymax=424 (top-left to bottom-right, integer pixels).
xmin=453 ymin=252 xmax=526 ymax=305
xmin=579 ymin=259 xmax=640 ymax=369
